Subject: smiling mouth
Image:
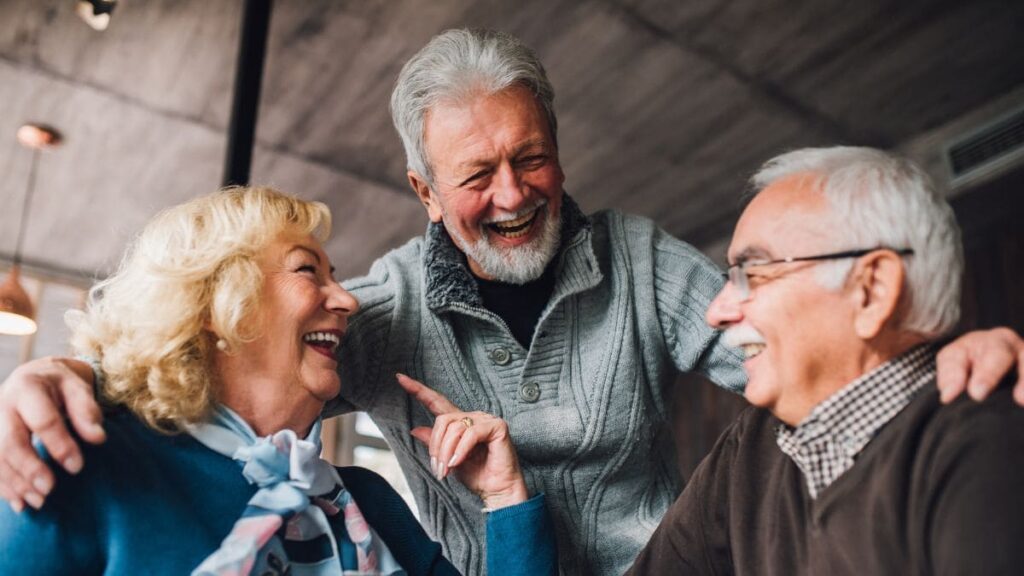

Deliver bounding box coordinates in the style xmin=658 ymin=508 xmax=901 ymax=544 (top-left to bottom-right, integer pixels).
xmin=741 ymin=343 xmax=765 ymax=360
xmin=303 ymin=330 xmax=341 ymax=359
xmin=487 ymin=207 xmax=541 ymax=239
xmin=723 ymin=326 xmax=766 ymax=361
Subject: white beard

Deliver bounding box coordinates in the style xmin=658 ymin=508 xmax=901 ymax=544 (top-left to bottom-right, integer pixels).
xmin=444 ymin=200 xmax=561 ymax=285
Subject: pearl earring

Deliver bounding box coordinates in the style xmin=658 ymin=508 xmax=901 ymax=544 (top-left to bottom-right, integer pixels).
xmin=216 ymin=339 xmax=228 ymax=351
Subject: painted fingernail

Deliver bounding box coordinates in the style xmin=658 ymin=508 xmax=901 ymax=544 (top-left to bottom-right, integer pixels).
xmin=448 ymin=453 xmax=459 ymax=467
xmin=24 ymin=492 xmax=43 ymax=510
xmin=430 ymin=456 xmax=437 ymax=477
xmin=438 ymin=462 xmax=447 ymax=480
xmin=33 ymin=476 xmax=52 ymax=495
xmin=64 ymin=456 xmax=83 ymax=474
xmin=10 ymin=500 xmax=24 ymax=514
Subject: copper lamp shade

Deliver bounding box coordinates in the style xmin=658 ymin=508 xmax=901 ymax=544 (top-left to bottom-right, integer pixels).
xmin=0 ymin=266 xmax=37 ymax=335
xmin=1 ymin=123 xmax=62 ymax=336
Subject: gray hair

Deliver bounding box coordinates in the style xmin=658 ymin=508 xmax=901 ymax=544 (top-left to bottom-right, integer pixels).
xmin=750 ymin=146 xmax=963 ymax=338
xmin=390 ymin=28 xmax=557 ymax=185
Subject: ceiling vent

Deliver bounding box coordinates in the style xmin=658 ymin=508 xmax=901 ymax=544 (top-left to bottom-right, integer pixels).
xmin=944 ymin=104 xmax=1024 ymax=188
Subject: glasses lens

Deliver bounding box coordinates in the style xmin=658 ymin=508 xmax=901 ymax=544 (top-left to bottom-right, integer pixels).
xmin=728 ymin=265 xmax=749 ymax=301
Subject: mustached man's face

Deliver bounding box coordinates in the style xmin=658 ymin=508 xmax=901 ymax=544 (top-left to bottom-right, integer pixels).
xmin=706 ymin=174 xmax=861 ymax=425
xmin=408 ymin=84 xmax=565 ymax=284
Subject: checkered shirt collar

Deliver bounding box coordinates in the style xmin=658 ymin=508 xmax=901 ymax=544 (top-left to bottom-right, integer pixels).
xmin=776 ymin=343 xmax=938 ymax=499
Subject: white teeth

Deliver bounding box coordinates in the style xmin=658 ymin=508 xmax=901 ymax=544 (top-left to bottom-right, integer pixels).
xmin=488 ymin=207 xmax=540 ymax=238
xmin=741 ymin=344 xmax=765 ymax=359
xmin=492 ymin=211 xmax=535 ymax=229
xmin=303 ymin=331 xmax=340 ymax=351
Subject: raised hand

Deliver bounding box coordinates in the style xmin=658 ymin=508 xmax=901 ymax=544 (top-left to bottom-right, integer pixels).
xmin=396 ymin=373 xmax=528 ymax=511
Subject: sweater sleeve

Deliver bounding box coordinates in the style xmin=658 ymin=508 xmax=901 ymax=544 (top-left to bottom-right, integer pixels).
xmin=325 ymin=255 xmax=403 ymax=417
xmin=649 ymin=223 xmax=746 ymax=393
xmin=486 ymin=493 xmax=558 ymax=576
xmin=925 ymin=388 xmax=1024 ymax=575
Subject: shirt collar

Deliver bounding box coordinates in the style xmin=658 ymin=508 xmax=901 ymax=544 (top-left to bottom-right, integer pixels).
xmin=776 ymin=343 xmax=938 ymax=498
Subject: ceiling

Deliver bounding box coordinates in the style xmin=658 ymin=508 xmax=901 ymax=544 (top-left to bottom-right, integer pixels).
xmin=2 ymin=0 xmax=1023 ymax=285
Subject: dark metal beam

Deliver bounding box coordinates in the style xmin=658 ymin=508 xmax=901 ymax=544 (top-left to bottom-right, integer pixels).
xmin=222 ymin=0 xmax=273 ymax=187
xmin=0 ymin=252 xmax=99 ymax=288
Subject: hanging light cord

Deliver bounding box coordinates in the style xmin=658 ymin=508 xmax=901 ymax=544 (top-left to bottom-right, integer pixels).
xmin=13 ymin=148 xmax=40 ymax=268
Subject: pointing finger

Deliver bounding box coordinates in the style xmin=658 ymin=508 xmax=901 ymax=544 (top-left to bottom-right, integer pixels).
xmin=396 ymin=373 xmax=459 ymax=415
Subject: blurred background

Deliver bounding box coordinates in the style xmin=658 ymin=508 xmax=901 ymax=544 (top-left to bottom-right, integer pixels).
xmin=2 ymin=0 xmax=1023 ymax=507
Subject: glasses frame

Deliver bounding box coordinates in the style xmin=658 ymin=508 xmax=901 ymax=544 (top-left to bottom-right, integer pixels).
xmin=726 ymin=247 xmax=914 ymax=301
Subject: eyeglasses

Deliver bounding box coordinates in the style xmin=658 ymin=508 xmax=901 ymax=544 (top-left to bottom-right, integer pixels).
xmin=726 ymin=247 xmax=914 ymax=302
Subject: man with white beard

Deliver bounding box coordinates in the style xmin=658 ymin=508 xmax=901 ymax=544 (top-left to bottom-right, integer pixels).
xmin=2 ymin=31 xmax=1024 ymax=576
xmin=627 ymin=147 xmax=1024 ymax=575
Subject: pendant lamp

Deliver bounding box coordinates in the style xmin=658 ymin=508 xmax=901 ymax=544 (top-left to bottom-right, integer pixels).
xmin=76 ymin=0 xmax=117 ymax=31
xmin=0 ymin=124 xmax=62 ymax=336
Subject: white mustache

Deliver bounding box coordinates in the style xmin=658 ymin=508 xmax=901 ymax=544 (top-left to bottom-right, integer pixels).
xmin=723 ymin=324 xmax=766 ymax=349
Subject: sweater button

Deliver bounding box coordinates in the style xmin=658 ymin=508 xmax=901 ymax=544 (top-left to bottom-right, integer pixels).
xmin=490 ymin=347 xmax=512 ymax=365
xmin=519 ymin=382 xmax=541 ymax=403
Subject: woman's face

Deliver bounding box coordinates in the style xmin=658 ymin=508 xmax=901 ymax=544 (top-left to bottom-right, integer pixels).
xmin=225 ymin=231 xmax=358 ymax=420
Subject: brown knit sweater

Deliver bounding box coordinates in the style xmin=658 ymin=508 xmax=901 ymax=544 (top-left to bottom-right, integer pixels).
xmin=627 ymin=383 xmax=1024 ymax=575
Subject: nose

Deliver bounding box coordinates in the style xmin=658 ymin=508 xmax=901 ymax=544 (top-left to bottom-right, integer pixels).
xmin=706 ymin=280 xmax=744 ymax=329
xmin=324 ymin=281 xmax=359 ymax=318
xmin=490 ymin=162 xmax=528 ymax=212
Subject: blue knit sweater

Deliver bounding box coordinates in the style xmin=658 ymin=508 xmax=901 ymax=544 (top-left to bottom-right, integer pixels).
xmin=0 ymin=408 xmax=556 ymax=575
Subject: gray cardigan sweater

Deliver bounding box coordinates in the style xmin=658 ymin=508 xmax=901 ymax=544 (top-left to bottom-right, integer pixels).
xmin=331 ymin=196 xmax=745 ymax=575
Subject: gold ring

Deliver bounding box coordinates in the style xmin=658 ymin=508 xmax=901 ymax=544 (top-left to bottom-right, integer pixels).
xmin=460 ymin=417 xmax=474 ymax=428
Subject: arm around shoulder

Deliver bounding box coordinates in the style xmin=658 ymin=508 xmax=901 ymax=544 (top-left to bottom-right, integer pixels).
xmin=647 ymin=224 xmax=746 ymax=393
xmin=0 ymin=356 xmax=104 ymax=510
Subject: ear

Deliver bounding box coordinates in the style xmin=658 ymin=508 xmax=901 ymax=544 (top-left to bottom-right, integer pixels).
xmin=849 ymin=251 xmax=906 ymax=340
xmin=407 ymin=171 xmax=443 ymax=223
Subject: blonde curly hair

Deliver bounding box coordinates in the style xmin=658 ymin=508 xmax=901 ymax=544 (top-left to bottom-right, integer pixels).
xmin=68 ymin=187 xmax=332 ymax=433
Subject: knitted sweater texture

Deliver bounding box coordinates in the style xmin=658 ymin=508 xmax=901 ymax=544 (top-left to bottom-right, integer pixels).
xmin=332 ymin=196 xmax=746 ymax=575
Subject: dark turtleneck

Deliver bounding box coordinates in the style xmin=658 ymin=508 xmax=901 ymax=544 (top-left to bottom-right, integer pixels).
xmin=473 ymin=264 xmax=556 ymax=349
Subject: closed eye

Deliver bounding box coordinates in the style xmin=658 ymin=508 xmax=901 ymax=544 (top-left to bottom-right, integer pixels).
xmin=515 ymin=155 xmax=547 ymax=169
xmin=460 ymin=168 xmax=493 ymax=188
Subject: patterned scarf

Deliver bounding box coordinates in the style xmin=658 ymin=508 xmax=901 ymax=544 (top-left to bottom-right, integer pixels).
xmin=185 ymin=405 xmax=405 ymax=576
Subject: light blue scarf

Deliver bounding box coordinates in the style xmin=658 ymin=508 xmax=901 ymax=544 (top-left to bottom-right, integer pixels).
xmin=185 ymin=405 xmax=405 ymax=576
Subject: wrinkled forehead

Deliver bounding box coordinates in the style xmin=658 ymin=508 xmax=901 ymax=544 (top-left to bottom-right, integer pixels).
xmin=728 ymin=173 xmax=835 ymax=262
xmin=261 ymin=229 xmax=329 ymax=262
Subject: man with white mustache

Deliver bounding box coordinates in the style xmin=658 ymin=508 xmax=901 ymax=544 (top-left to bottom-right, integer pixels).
xmin=3 ymin=31 xmax=1024 ymax=576
xmin=627 ymin=147 xmax=1024 ymax=575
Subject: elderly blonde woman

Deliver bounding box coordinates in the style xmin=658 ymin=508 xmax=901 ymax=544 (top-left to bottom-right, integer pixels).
xmin=0 ymin=187 xmax=555 ymax=575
